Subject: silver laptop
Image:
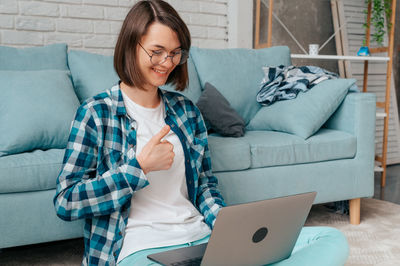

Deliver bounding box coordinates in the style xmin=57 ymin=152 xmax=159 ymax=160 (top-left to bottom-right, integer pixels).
xmin=147 ymin=191 xmax=317 ymax=266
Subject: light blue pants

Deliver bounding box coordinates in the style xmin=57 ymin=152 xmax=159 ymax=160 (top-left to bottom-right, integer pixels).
xmin=118 ymin=226 xmax=349 ymax=266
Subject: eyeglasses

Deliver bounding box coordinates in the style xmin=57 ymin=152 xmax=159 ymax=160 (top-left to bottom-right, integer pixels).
xmin=138 ymin=43 xmax=188 ymax=66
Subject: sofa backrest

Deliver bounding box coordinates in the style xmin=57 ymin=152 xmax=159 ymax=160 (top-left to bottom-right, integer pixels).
xmin=189 ymin=46 xmax=291 ymax=124
xmin=0 ymin=43 xmax=292 ymax=157
xmin=67 ymin=50 xmax=119 ymax=103
xmin=0 ymin=43 xmax=68 ymax=71
xmin=0 ymin=43 xmax=79 ymax=157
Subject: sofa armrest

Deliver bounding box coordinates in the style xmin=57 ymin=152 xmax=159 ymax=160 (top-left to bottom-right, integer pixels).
xmin=324 ymin=92 xmax=376 ymax=161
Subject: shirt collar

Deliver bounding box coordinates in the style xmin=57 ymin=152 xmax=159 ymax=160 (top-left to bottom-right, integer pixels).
xmin=110 ymin=82 xmax=128 ymax=117
xmin=159 ymin=88 xmax=178 ymax=117
xmin=159 ymin=88 xmax=195 ymax=146
xmin=110 ymin=82 xmax=195 ymax=146
xmin=111 ymin=82 xmax=176 ymax=118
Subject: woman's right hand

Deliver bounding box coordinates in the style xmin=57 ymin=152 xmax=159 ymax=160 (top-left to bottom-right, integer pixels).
xmin=136 ymin=125 xmax=175 ymax=174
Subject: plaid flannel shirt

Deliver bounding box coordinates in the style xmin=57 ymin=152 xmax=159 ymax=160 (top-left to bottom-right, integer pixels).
xmin=53 ymin=84 xmax=225 ymax=266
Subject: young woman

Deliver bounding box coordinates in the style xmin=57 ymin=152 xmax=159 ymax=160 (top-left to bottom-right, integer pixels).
xmin=54 ymin=1 xmax=224 ymax=265
xmin=54 ymin=1 xmax=349 ymax=265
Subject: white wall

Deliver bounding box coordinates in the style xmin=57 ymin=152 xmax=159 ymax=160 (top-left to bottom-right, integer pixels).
xmin=228 ymin=0 xmax=253 ymax=48
xmin=0 ymin=0 xmax=251 ymax=55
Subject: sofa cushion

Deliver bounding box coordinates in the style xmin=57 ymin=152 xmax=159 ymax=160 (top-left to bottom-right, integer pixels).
xmin=247 ymin=79 xmax=356 ymax=139
xmin=0 ymin=149 xmax=65 ymax=193
xmin=0 ymin=43 xmax=68 ymax=70
xmin=160 ymin=55 xmax=203 ymax=103
xmin=190 ymin=46 xmax=291 ymax=124
xmin=208 ymin=135 xmax=251 ymax=172
xmin=196 ymin=82 xmax=245 ymax=137
xmin=0 ymin=70 xmax=80 ymax=157
xmin=68 ymin=50 xmax=119 ymax=103
xmin=242 ymin=129 xmax=356 ymax=169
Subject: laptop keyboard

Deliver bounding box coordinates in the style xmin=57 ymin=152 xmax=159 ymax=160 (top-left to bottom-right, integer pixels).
xmin=170 ymin=257 xmax=202 ymax=266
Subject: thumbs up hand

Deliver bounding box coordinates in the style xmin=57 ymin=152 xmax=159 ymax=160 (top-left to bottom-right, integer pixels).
xmin=136 ymin=125 xmax=175 ymax=174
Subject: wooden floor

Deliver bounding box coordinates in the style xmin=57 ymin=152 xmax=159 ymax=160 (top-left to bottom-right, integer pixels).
xmin=374 ymin=164 xmax=400 ymax=204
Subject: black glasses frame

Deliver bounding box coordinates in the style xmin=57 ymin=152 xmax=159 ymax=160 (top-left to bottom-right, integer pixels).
xmin=138 ymin=43 xmax=188 ymax=66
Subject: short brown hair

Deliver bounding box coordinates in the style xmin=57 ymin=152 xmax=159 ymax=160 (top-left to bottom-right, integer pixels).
xmin=114 ymin=0 xmax=191 ymax=91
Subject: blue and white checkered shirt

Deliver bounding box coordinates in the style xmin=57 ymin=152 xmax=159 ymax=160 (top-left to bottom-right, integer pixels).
xmin=54 ymin=84 xmax=225 ymax=266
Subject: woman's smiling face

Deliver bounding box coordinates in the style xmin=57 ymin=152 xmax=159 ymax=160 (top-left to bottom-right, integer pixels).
xmin=137 ymin=22 xmax=181 ymax=91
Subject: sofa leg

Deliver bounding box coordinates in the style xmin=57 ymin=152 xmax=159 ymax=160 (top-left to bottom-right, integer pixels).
xmin=349 ymin=198 xmax=361 ymax=225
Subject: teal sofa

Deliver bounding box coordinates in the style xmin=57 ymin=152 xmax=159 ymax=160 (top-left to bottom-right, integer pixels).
xmin=0 ymin=43 xmax=376 ymax=249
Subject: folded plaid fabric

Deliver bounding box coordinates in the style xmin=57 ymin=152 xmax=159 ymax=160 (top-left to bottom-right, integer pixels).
xmin=256 ymin=65 xmax=357 ymax=106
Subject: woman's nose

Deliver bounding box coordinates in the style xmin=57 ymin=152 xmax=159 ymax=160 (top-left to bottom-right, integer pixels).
xmin=160 ymin=55 xmax=175 ymax=68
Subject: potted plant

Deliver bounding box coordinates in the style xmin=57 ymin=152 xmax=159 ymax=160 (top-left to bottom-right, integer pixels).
xmin=359 ymin=0 xmax=392 ymax=55
xmin=364 ymin=0 xmax=392 ymax=46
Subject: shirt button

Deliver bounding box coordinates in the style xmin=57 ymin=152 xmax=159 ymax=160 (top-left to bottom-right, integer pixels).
xmin=119 ymin=231 xmax=122 ymax=236
xmin=186 ymin=159 xmax=190 ymax=163
xmin=113 ymin=252 xmax=117 ymax=257
xmin=171 ymin=124 xmax=175 ymax=128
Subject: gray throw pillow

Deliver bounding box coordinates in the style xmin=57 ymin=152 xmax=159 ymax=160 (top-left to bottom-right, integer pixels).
xmin=196 ymin=82 xmax=245 ymax=137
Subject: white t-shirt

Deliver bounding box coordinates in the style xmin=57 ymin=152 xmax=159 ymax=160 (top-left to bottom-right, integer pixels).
xmin=117 ymin=91 xmax=211 ymax=263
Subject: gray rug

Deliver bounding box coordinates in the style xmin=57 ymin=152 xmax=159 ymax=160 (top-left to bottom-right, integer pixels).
xmin=305 ymin=198 xmax=400 ymax=266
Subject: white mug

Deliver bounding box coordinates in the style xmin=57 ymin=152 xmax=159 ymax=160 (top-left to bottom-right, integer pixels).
xmin=309 ymin=44 xmax=319 ymax=55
